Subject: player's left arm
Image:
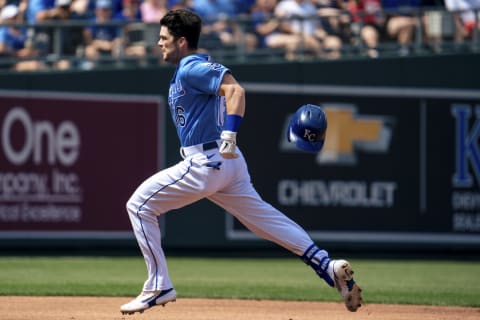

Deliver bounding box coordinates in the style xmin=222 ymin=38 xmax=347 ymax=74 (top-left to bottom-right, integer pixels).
xmin=217 ymin=73 xmax=245 ymax=159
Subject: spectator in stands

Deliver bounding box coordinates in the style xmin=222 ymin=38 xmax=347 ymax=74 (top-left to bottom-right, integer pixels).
xmin=314 ymin=0 xmax=352 ymax=51
xmin=8 ymin=0 xmax=28 ymax=19
xmin=114 ymin=0 xmax=146 ymax=60
xmin=140 ymin=0 xmax=168 ymax=23
xmin=39 ymin=0 xmax=86 ymax=69
xmin=26 ymin=0 xmax=53 ymax=23
xmin=114 ymin=0 xmax=141 ymax=20
xmin=70 ymin=0 xmax=94 ymax=18
xmin=83 ymin=0 xmax=121 ymax=67
xmin=138 ymin=0 xmax=168 ymax=64
xmin=191 ymin=0 xmax=240 ymax=51
xmin=273 ymin=0 xmax=323 ymax=58
xmin=444 ymin=0 xmax=480 ymax=43
xmin=274 ymin=0 xmax=342 ymax=59
xmin=0 ymin=4 xmax=28 ymax=61
xmin=35 ymin=0 xmax=71 ymax=20
xmin=192 ymin=0 xmax=236 ymax=17
xmin=383 ymin=0 xmax=419 ymax=55
xmin=0 ymin=3 xmax=47 ymax=70
xmin=346 ymin=0 xmax=386 ymax=57
xmin=26 ymin=0 xmax=85 ymax=63
xmin=250 ymin=0 xmax=302 ymax=59
xmin=25 ymin=0 xmax=56 ymax=56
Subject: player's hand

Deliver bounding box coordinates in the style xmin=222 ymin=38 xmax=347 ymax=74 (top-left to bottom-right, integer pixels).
xmin=219 ymin=130 xmax=239 ymax=159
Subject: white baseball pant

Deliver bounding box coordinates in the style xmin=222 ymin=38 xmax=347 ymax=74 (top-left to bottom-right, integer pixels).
xmin=126 ymin=141 xmax=318 ymax=291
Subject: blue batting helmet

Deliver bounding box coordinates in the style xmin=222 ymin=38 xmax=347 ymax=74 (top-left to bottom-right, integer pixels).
xmin=287 ymin=104 xmax=327 ymax=152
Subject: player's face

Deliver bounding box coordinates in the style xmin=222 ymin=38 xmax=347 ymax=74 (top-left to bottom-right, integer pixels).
xmin=158 ymin=26 xmax=182 ymax=64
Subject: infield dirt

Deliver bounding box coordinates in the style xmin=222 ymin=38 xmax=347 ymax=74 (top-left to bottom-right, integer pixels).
xmin=1 ymin=296 xmax=479 ymax=320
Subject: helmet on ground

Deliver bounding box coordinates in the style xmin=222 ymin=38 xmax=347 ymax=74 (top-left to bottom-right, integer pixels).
xmin=287 ymin=104 xmax=327 ymax=152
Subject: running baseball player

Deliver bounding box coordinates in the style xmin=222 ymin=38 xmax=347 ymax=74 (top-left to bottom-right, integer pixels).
xmin=120 ymin=9 xmax=362 ymax=315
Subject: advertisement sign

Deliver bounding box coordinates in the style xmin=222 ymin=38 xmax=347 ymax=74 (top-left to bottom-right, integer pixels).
xmin=0 ymin=91 xmax=164 ymax=239
xmin=226 ymin=84 xmax=480 ymax=245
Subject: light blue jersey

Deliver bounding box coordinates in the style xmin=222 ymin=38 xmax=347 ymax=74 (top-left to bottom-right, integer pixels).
xmin=168 ymin=54 xmax=230 ymax=147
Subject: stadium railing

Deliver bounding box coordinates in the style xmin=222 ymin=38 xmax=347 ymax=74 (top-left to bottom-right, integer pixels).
xmin=0 ymin=6 xmax=478 ymax=71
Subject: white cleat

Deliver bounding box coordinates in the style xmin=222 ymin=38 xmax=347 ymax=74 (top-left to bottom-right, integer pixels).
xmin=329 ymin=260 xmax=363 ymax=312
xmin=120 ymin=288 xmax=177 ymax=315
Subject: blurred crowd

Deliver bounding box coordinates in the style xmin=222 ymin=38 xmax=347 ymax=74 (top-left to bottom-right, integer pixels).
xmin=0 ymin=0 xmax=479 ymax=71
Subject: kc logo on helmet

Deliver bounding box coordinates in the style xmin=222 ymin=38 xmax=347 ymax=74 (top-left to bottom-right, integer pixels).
xmin=303 ymin=129 xmax=317 ymax=142
xmin=281 ymin=103 xmax=393 ymax=165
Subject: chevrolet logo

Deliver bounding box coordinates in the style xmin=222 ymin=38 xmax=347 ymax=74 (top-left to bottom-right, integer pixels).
xmin=281 ymin=103 xmax=393 ymax=165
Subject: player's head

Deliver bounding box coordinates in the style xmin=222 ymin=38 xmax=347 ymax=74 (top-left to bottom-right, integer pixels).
xmin=158 ymin=9 xmax=202 ymax=64
xmin=159 ymin=9 xmax=201 ymax=49
xmin=287 ymin=104 xmax=327 ymax=152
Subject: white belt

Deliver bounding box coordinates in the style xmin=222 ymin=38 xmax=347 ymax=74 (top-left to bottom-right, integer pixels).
xmin=180 ymin=140 xmax=220 ymax=158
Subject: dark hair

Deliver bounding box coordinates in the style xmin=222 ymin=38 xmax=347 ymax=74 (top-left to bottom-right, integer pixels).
xmin=160 ymin=9 xmax=202 ymax=50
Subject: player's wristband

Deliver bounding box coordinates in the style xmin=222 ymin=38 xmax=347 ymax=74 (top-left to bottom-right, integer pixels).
xmin=224 ymin=114 xmax=243 ymax=133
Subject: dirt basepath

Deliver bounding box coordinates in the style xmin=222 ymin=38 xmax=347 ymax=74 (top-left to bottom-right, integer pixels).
xmin=1 ymin=296 xmax=479 ymax=320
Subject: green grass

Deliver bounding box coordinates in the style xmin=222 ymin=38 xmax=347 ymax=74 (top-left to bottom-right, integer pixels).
xmin=0 ymin=256 xmax=479 ymax=307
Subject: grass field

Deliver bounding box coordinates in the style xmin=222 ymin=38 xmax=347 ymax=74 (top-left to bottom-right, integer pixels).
xmin=0 ymin=256 xmax=479 ymax=307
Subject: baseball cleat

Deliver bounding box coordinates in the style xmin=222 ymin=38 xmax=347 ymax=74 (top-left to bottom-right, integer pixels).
xmin=329 ymin=259 xmax=362 ymax=312
xmin=120 ymin=288 xmax=177 ymax=315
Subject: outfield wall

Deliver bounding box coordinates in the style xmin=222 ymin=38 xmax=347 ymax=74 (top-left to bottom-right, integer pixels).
xmin=0 ymin=53 xmax=479 ymax=253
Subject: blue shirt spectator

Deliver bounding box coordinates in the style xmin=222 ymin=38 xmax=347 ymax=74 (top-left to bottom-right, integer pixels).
xmin=192 ymin=0 xmax=236 ymax=20
xmin=82 ymin=0 xmax=122 ymax=67
xmin=0 ymin=27 xmax=27 ymax=51
xmin=0 ymin=5 xmax=27 ymax=53
xmin=0 ymin=4 xmax=46 ymax=70
xmin=113 ymin=0 xmax=142 ymax=21
xmin=234 ymin=0 xmax=256 ymax=14
xmin=86 ymin=0 xmax=120 ymax=42
xmin=26 ymin=0 xmax=55 ymax=23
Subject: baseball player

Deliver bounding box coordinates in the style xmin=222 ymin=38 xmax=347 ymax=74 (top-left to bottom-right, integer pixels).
xmin=120 ymin=9 xmax=362 ymax=315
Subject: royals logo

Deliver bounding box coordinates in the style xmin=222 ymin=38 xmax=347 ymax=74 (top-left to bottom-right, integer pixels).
xmin=303 ymin=129 xmax=317 ymax=142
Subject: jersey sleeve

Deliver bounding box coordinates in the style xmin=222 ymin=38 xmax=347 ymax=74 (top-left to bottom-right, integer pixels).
xmin=184 ymin=61 xmax=230 ymax=95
